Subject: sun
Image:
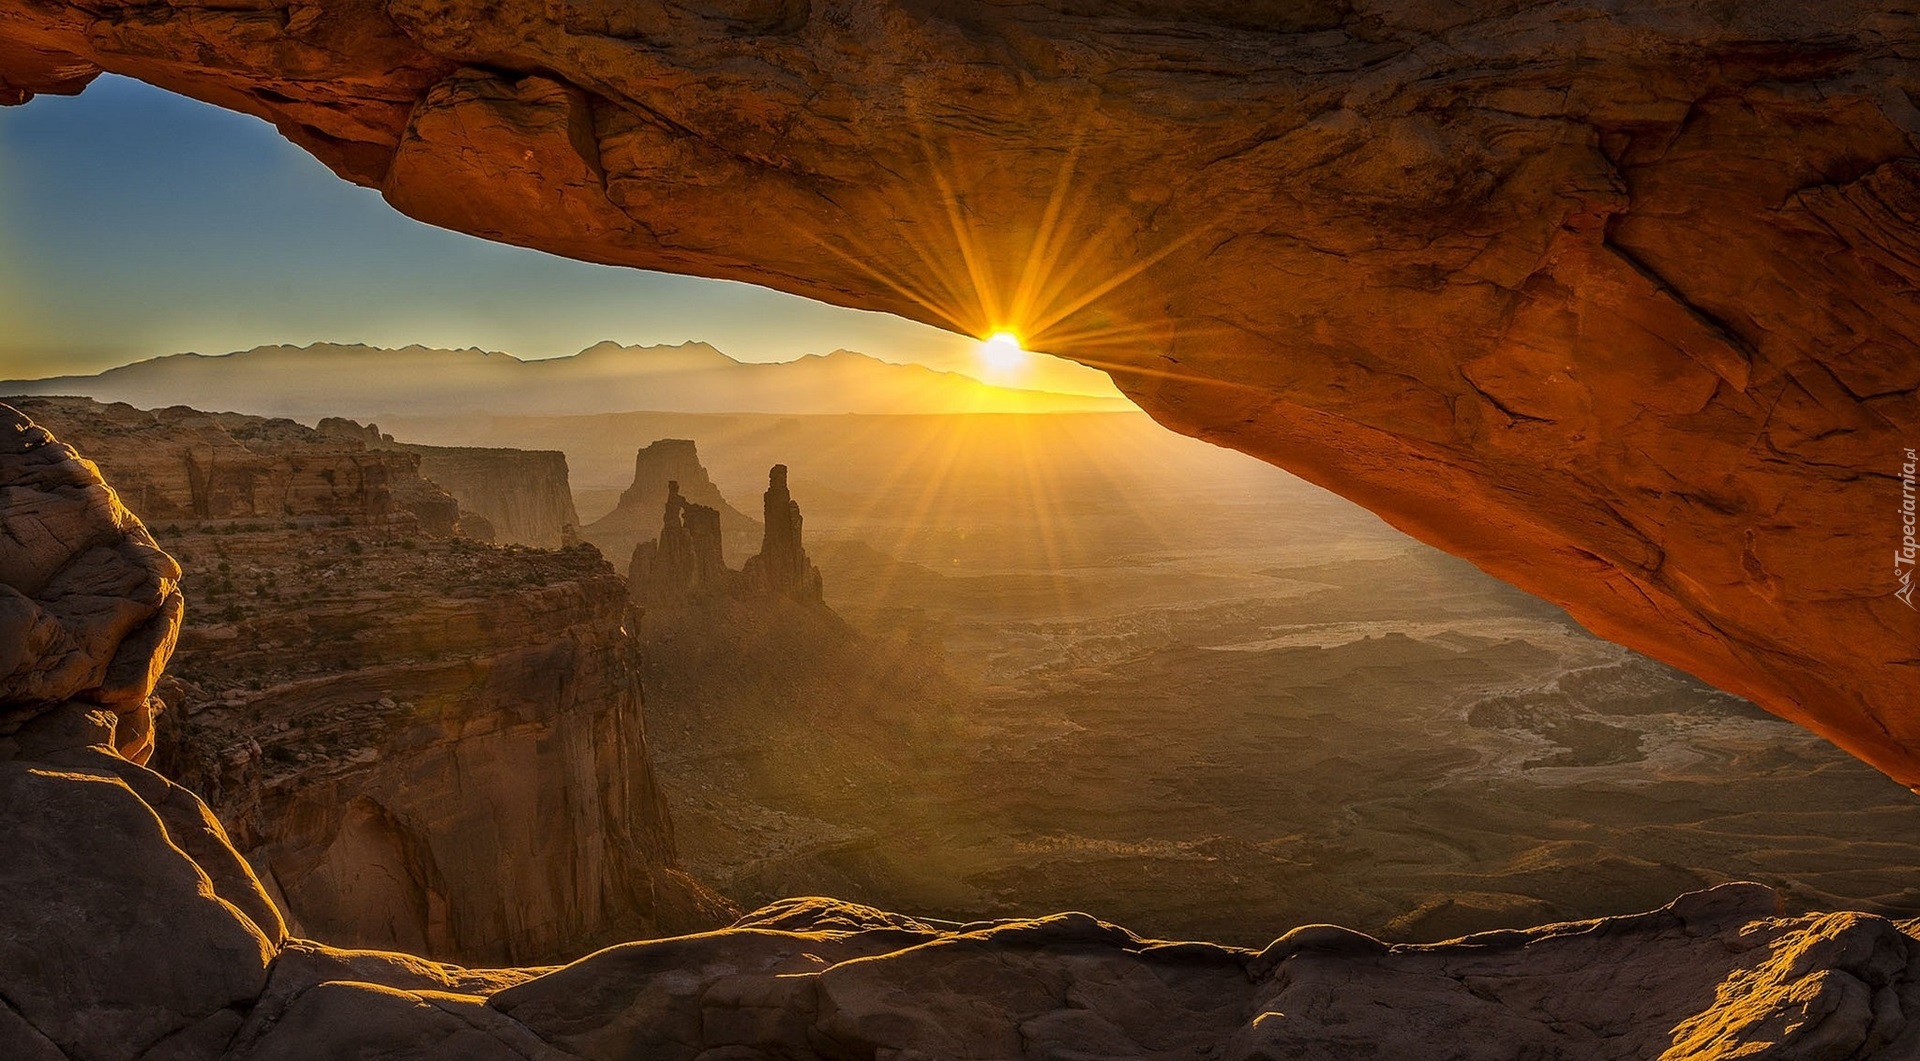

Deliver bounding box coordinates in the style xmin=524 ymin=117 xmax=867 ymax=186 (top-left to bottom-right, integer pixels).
xmin=977 ymin=331 xmax=1030 ymax=372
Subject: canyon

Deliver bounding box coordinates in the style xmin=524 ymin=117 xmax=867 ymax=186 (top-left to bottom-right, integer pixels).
xmin=591 ymin=410 xmax=1920 ymax=946
xmin=5 ymin=400 xmax=1920 ymax=1060
xmin=315 ymin=418 xmax=584 ymax=549
xmin=1 ymin=0 xmax=1914 ymax=788
xmin=8 ymin=396 xmax=727 ymax=965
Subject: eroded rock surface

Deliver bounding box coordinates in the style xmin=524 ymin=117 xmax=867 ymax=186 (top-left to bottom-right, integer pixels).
xmin=11 ymin=719 xmax=1920 ymax=1061
xmin=389 ymin=441 xmax=581 ymax=550
xmin=12 ymin=398 xmax=732 ymax=966
xmin=629 ymin=462 xmax=827 ymax=606
xmin=741 ymin=464 xmax=826 ymax=604
xmin=632 ymin=479 xmax=731 ymax=604
xmin=582 ymin=438 xmax=760 ymax=569
xmin=3 ymin=1 xmax=1914 ymax=784
xmin=0 ymin=401 xmax=181 ymax=761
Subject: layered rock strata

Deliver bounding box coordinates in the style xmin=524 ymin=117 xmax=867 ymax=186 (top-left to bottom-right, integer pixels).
xmin=316 ymin=416 xmax=580 ymax=547
xmin=2 ymin=2 xmax=1914 ymax=784
xmin=12 ymin=398 xmax=729 ymax=965
xmin=582 ymin=438 xmax=759 ymax=569
xmin=7 ymin=399 xmax=466 ymax=535
xmin=146 ymin=533 xmax=730 ymax=965
xmin=395 ymin=443 xmax=580 ymax=550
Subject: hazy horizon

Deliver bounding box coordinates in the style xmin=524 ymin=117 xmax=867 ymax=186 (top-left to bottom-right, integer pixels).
xmin=0 ymin=335 xmax=1125 ymax=399
xmin=0 ymin=336 xmax=1136 ymax=420
xmin=0 ymin=75 xmax=1120 ymax=399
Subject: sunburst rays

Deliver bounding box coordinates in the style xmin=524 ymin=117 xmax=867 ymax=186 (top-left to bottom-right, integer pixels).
xmin=757 ymin=110 xmax=1271 ymax=609
xmin=780 ymin=114 xmax=1236 ymax=390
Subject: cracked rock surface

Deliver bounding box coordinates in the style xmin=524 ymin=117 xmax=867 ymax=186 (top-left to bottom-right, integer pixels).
xmin=2 ymin=1 xmax=1914 ymax=783
xmin=0 ymin=402 xmax=181 ymax=762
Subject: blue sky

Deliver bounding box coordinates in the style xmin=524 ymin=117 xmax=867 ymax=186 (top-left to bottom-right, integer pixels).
xmin=0 ymin=75 xmax=1117 ymax=395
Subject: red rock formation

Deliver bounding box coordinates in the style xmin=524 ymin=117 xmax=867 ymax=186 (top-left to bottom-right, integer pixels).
xmin=740 ymin=465 xmax=824 ymax=605
xmin=382 ymin=439 xmax=581 ymax=549
xmin=149 ymin=538 xmax=730 ymax=965
xmin=630 ymin=480 xmax=730 ymax=604
xmin=316 ymin=417 xmax=514 ymax=541
xmin=583 ymin=438 xmax=760 ymax=569
xmin=0 ymin=403 xmax=183 ymax=762
xmin=628 ymin=463 xmax=824 ymax=606
xmin=1 ymin=4 xmax=1916 ymax=785
xmin=14 ymin=399 xmax=469 ymax=537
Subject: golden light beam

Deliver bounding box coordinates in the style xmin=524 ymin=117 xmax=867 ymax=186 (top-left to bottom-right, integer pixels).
xmin=765 ymin=105 xmax=1263 ymax=408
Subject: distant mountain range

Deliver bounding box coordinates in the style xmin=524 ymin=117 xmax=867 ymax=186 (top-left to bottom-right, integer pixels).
xmin=0 ymin=342 xmax=1131 ymax=420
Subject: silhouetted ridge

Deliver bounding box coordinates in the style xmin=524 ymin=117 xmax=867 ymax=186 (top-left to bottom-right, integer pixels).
xmin=581 ymin=438 xmax=759 ymax=570
xmin=629 ymin=463 xmax=825 ymax=608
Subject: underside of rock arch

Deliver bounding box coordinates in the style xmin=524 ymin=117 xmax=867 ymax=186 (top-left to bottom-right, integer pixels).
xmin=3 ymin=0 xmax=1916 ymax=784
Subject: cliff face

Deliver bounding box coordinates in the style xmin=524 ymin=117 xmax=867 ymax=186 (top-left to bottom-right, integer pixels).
xmin=395 ymin=445 xmax=580 ymax=550
xmin=3 ymin=2 xmax=1914 ymax=785
xmin=9 ymin=399 xmax=456 ymax=532
xmin=14 ymin=397 xmax=729 ymax=965
xmin=581 ymin=438 xmax=759 ymax=569
xmin=150 ymin=534 xmax=724 ymax=964
xmin=314 ymin=416 xmax=580 ymax=548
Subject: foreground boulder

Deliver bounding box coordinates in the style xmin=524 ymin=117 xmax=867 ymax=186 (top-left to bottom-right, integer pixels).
xmin=0 ymin=403 xmax=181 ymax=763
xmin=9 ymin=719 xmax=1920 ymax=1061
xmin=2 ymin=1 xmax=1917 ymax=785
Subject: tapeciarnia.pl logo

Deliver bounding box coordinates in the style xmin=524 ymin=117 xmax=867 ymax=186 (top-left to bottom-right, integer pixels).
xmin=1899 ymin=446 xmax=1918 ymax=610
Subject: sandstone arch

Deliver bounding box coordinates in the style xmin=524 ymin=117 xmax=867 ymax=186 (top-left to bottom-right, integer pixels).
xmin=3 ymin=1 xmax=1916 ymax=782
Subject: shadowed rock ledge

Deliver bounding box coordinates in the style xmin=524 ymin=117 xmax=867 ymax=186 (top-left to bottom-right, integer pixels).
xmin=0 ymin=0 xmax=1913 ymax=786
xmin=10 ymin=696 xmax=1920 ymax=1060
